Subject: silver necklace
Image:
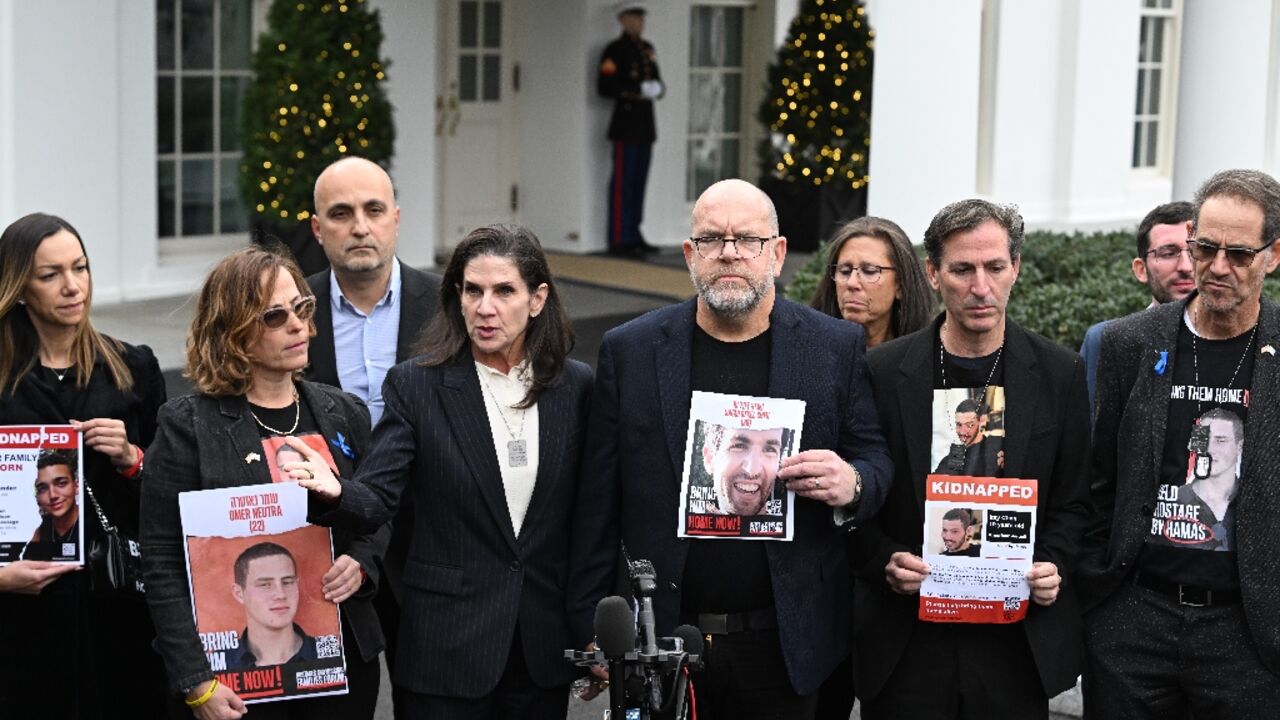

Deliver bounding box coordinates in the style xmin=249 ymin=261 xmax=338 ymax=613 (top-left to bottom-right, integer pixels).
xmin=478 ymin=367 xmax=529 ymax=467
xmin=48 ymin=366 xmax=71 ymax=382
xmin=249 ymin=390 xmax=300 ymax=436
xmin=1190 ymin=307 xmax=1257 ymax=403
xmin=939 ymin=323 xmax=1004 ymax=474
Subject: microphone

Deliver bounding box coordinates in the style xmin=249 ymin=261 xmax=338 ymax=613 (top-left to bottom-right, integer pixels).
xmin=666 ymin=625 xmax=703 ymax=719
xmin=630 ymin=559 xmax=659 ymax=657
xmin=593 ymin=595 xmax=634 ymax=719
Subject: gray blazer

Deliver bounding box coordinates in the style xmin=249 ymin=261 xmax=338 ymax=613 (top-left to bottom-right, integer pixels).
xmin=1082 ymin=295 xmax=1280 ymax=672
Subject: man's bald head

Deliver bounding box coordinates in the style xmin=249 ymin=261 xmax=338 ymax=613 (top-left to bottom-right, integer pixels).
xmin=311 ymin=156 xmax=401 ymax=277
xmin=313 ymin=156 xmax=395 ymax=210
xmin=691 ymin=179 xmax=779 ymax=237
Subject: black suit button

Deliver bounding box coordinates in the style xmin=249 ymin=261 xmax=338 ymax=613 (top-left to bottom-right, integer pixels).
xmin=510 ymin=561 xmax=522 ymax=572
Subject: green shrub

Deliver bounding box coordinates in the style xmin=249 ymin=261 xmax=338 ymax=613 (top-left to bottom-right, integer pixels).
xmin=785 ymin=228 xmax=1280 ymax=350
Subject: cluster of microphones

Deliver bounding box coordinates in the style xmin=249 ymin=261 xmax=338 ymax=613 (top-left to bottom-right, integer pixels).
xmin=565 ymin=560 xmax=705 ymax=720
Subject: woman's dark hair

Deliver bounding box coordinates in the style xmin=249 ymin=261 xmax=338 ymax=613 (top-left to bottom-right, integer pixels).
xmin=417 ymin=224 xmax=573 ymax=408
xmin=809 ymin=216 xmax=934 ymax=341
xmin=0 ymin=212 xmax=133 ymax=394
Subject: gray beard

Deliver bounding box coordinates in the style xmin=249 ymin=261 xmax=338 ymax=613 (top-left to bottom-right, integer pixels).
xmin=690 ymin=262 xmax=774 ymax=319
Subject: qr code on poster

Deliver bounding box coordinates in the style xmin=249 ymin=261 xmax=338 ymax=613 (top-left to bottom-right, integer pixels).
xmin=764 ymin=499 xmax=782 ymax=515
xmin=315 ymin=634 xmax=342 ymax=659
xmin=1003 ymin=597 xmax=1021 ymax=612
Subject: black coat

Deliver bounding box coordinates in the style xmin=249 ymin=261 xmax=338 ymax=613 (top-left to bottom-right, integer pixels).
xmin=854 ymin=316 xmax=1092 ymax=700
xmin=597 ymin=32 xmax=662 ymax=143
xmin=1082 ymin=296 xmax=1280 ymax=672
xmin=313 ymin=354 xmax=594 ymax=697
xmin=0 ymin=340 xmax=168 ymax=718
xmin=140 ymin=382 xmax=388 ymax=694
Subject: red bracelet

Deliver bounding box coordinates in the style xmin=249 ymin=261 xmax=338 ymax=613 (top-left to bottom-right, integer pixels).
xmin=118 ymin=445 xmax=144 ymax=479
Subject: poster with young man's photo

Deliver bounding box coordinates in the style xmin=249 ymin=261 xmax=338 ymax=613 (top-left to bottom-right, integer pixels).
xmin=180 ymin=482 xmax=347 ymax=703
xmin=677 ymin=391 xmax=805 ymax=540
xmin=0 ymin=425 xmax=83 ymax=565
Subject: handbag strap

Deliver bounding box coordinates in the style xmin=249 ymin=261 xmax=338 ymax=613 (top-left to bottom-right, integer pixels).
xmin=82 ymin=480 xmax=117 ymax=534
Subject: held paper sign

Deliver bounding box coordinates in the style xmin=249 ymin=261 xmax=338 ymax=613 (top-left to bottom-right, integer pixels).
xmin=0 ymin=425 xmax=83 ymax=565
xmin=919 ymin=475 xmax=1038 ymax=624
xmin=179 ymin=482 xmax=347 ymax=703
xmin=677 ymin=391 xmax=805 ymax=541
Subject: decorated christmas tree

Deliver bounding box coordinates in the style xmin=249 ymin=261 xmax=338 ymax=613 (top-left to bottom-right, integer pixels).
xmin=239 ymin=0 xmax=394 ymax=229
xmin=757 ymin=0 xmax=873 ymax=190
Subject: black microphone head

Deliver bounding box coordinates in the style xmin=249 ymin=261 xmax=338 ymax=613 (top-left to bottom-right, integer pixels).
xmin=629 ymin=559 xmax=657 ymax=597
xmin=629 ymin=559 xmax=656 ymax=578
xmin=594 ymin=595 xmax=636 ymax=660
xmin=672 ymin=624 xmax=704 ymax=656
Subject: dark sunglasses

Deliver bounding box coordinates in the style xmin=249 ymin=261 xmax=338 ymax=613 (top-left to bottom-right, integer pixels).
xmin=1187 ymin=237 xmax=1277 ymax=268
xmin=260 ymin=296 xmax=317 ymax=328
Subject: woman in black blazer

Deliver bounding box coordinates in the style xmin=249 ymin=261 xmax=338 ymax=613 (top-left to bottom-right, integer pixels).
xmin=140 ymin=247 xmax=387 ymax=720
xmin=0 ymin=212 xmax=169 ymax=718
xmin=291 ymin=224 xmax=593 ymax=720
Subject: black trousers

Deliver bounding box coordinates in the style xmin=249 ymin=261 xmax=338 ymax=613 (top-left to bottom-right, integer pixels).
xmin=687 ymin=627 xmax=818 ymax=720
xmin=1084 ymin=580 xmax=1280 ymax=720
xmin=400 ymin=628 xmax=569 ymax=720
xmin=861 ymin=620 xmax=1045 ymax=720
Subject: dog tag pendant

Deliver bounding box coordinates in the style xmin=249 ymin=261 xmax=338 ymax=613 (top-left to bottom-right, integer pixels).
xmin=508 ymin=439 xmax=529 ymax=467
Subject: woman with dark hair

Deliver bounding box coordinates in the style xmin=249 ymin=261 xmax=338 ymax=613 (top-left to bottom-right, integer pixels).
xmin=140 ymin=246 xmax=387 ymax=720
xmin=290 ymin=224 xmax=593 ymax=720
xmin=809 ymin=216 xmax=934 ymax=347
xmin=0 ymin=212 xmax=169 ymax=717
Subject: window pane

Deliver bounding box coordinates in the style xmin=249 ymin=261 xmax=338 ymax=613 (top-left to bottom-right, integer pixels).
xmin=688 ymin=73 xmax=719 ymax=136
xmin=158 ymin=76 xmax=176 ymax=154
xmin=460 ymin=1 xmax=478 ymax=49
xmin=220 ymin=0 xmax=253 ymax=70
xmin=720 ymin=138 xmax=740 ymax=180
xmin=1144 ymin=119 xmax=1158 ymax=167
xmin=482 ymin=1 xmax=501 ymax=49
xmin=182 ymin=159 xmax=215 ymax=235
xmin=1151 ymin=19 xmax=1165 ymax=63
xmin=220 ymin=157 xmax=248 ymax=233
xmin=690 ymin=137 xmax=720 ymax=200
xmin=459 ymin=55 xmax=477 ymax=101
xmin=221 ymin=76 xmax=248 ymax=152
xmin=1147 ymin=68 xmax=1161 ymax=115
xmin=182 ymin=76 xmax=214 ymax=152
xmin=722 ymin=8 xmax=744 ymax=67
xmin=1138 ymin=17 xmax=1150 ymax=63
xmin=482 ymin=54 xmax=500 ymax=101
xmin=1132 ymin=121 xmax=1144 ymax=168
xmin=181 ymin=0 xmax=214 ymax=69
xmin=1135 ymin=69 xmax=1145 ymax=116
xmin=158 ymin=161 xmax=177 ymax=237
xmin=723 ymin=71 xmax=742 ymax=133
xmin=157 ymin=0 xmax=176 ymax=70
xmin=690 ymin=8 xmax=712 ymax=67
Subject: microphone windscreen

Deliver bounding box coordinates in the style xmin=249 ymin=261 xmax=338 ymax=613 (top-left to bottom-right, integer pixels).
xmin=630 ymin=559 xmax=656 ymax=577
xmin=594 ymin=595 xmax=636 ymax=660
xmin=672 ymin=624 xmax=704 ymax=656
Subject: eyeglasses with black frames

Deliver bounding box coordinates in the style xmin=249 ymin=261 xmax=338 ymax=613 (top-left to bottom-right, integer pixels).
xmin=260 ymin=296 xmax=317 ymax=329
xmin=830 ymin=263 xmax=895 ymax=284
xmin=1186 ymin=237 xmax=1278 ymax=268
xmin=689 ymin=235 xmax=777 ymax=259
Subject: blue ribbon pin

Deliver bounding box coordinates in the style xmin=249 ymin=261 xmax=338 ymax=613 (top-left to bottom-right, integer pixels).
xmin=330 ymin=432 xmax=355 ymax=460
xmin=1153 ymin=350 xmax=1168 ymax=375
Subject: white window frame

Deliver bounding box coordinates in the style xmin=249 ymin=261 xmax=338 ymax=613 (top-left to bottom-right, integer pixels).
xmin=1132 ymin=0 xmax=1182 ymax=174
xmin=687 ymin=3 xmax=751 ymax=202
xmin=157 ymin=0 xmax=261 ymax=259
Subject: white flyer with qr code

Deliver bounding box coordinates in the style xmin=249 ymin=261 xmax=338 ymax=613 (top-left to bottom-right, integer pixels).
xmin=918 ymin=475 xmax=1038 ymax=624
xmin=179 ymin=482 xmax=347 ymax=702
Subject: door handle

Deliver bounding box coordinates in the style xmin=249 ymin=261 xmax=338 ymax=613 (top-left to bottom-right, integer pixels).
xmin=434 ymin=94 xmax=447 ymax=136
xmin=446 ymin=93 xmax=461 ymax=136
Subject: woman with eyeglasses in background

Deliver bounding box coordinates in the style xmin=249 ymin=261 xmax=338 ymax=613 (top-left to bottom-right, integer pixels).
xmin=141 ymin=246 xmax=387 ymax=720
xmin=807 ymin=216 xmax=934 ymax=720
xmin=0 ymin=212 xmax=169 ymax=718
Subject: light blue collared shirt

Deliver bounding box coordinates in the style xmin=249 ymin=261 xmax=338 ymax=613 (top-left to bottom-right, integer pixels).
xmin=330 ymin=259 xmax=402 ymax=425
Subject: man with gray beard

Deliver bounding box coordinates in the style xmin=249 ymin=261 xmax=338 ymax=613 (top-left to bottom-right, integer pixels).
xmin=569 ymin=179 xmax=891 ymax=718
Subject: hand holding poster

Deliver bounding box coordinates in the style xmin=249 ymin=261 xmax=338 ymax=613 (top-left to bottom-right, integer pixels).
xmin=0 ymin=425 xmax=83 ymax=565
xmin=919 ymin=475 xmax=1038 ymax=623
xmin=677 ymin=391 xmax=805 ymax=540
xmin=180 ymin=482 xmax=347 ymax=703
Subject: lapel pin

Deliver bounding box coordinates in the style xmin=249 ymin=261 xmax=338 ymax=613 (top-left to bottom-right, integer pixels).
xmin=1262 ymin=344 xmax=1275 ymax=356
xmin=245 ymin=452 xmax=261 ymax=464
xmin=1153 ymin=350 xmax=1168 ymax=375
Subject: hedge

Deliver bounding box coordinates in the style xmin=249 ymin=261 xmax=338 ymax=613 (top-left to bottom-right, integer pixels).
xmin=784 ymin=229 xmax=1280 ymax=350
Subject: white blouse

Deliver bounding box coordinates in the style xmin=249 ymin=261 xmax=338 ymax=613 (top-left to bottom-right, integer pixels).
xmin=476 ymin=360 xmax=540 ymax=536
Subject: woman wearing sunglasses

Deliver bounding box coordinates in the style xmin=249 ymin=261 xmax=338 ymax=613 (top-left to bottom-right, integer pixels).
xmin=140 ymin=246 xmax=387 ymax=720
xmin=0 ymin=212 xmax=169 ymax=718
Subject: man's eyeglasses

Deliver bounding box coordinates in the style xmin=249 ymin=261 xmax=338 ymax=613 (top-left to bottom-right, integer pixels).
xmin=830 ymin=263 xmax=895 ymax=284
xmin=689 ymin=235 xmax=776 ymax=259
xmin=1187 ymin=237 xmax=1278 ymax=268
xmin=260 ymin=296 xmax=317 ymax=328
xmin=1144 ymin=245 xmax=1191 ymax=262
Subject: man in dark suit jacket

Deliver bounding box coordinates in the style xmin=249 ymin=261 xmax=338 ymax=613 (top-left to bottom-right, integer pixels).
xmin=305 ymin=156 xmax=440 ymax=702
xmin=1082 ymin=169 xmax=1280 ymax=717
xmin=570 ymin=179 xmax=892 ymax=718
xmin=853 ymin=199 xmax=1091 ymax=719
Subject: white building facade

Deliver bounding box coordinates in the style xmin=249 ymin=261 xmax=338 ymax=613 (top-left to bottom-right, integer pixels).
xmin=2 ymin=0 xmax=1279 ymax=303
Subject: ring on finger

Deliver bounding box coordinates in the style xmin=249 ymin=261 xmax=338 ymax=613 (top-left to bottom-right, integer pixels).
xmin=810 ymin=478 xmax=820 ymax=489
xmin=305 ymin=469 xmax=315 ymax=480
